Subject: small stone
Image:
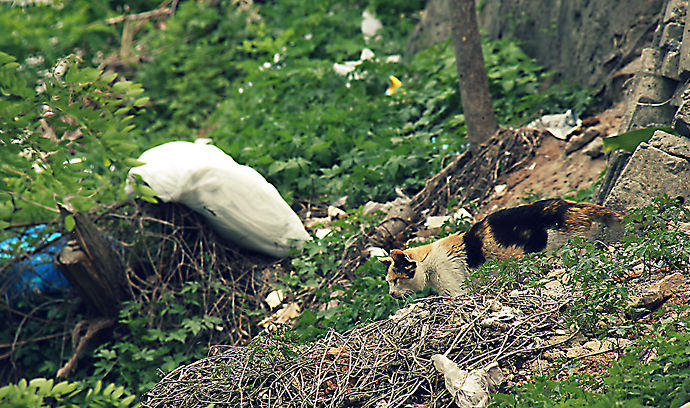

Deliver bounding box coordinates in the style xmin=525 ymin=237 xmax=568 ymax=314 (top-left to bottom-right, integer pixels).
xmin=583 ymin=339 xmax=602 ymax=352
xmin=542 ymin=349 xmax=563 ymax=361
xmin=489 ymin=299 xmax=503 ymax=312
xmin=565 ymin=128 xmax=602 ymax=155
xmin=566 ymin=346 xmax=588 ymax=358
xmin=582 ymin=137 xmax=604 ymax=158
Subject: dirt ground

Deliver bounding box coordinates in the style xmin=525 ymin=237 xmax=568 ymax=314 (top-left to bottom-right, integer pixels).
xmin=477 ymin=103 xmax=626 ymax=216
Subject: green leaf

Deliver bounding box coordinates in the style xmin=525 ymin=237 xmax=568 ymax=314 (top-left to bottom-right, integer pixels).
xmin=52 ymin=381 xmax=79 ymax=396
xmin=64 ymin=214 xmax=76 ymax=232
xmin=112 ymin=81 xmax=133 ymax=93
xmin=3 ymin=62 xmax=20 ymax=71
xmin=0 ymin=52 xmax=16 ymax=64
xmin=29 ymin=378 xmax=52 ymax=396
xmin=134 ymin=97 xmax=150 ymax=107
xmin=123 ymin=158 xmax=145 ymax=167
xmin=100 ymin=72 xmax=118 ymax=83
xmin=602 ymin=126 xmax=675 ymax=153
xmin=81 ymin=67 xmax=103 ymax=83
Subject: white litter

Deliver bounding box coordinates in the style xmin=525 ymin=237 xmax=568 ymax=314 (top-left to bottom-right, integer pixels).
xmin=125 ymin=141 xmax=310 ymax=258
xmin=431 ymin=355 xmax=504 ymax=408
xmin=527 ymin=109 xmax=582 ymax=140
xmin=333 ymin=48 xmax=376 ymax=77
xmin=361 ymin=10 xmax=382 ymax=37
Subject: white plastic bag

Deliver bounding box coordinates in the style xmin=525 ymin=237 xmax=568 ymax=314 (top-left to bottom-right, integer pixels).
xmin=126 ymin=141 xmax=310 ymax=258
xmin=431 ymin=354 xmax=504 ymax=408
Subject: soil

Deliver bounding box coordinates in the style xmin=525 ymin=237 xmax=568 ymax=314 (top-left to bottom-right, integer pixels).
xmin=476 ymin=103 xmax=626 ymax=217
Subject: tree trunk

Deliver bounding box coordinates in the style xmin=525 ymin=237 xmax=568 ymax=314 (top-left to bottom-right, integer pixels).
xmin=56 ymin=205 xmax=130 ymax=318
xmin=449 ymin=0 xmax=499 ymax=153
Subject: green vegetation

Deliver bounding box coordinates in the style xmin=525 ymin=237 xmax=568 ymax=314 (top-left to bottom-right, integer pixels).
xmin=5 ymin=0 xmax=669 ymax=406
xmin=481 ymin=196 xmax=690 ymax=407
xmin=491 ymin=308 xmax=690 ymax=408
xmin=0 ymin=378 xmax=136 ymax=408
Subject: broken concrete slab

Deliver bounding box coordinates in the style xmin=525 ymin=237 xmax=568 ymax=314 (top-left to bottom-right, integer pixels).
xmin=593 ymin=131 xmax=690 ymax=242
xmin=673 ymin=95 xmax=690 ymax=137
xmin=648 ymin=129 xmax=690 ymax=159
xmin=603 ymin=139 xmax=690 ymax=212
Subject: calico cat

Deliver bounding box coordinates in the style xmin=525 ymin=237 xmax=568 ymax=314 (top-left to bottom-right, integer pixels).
xmin=380 ymin=198 xmax=624 ymax=299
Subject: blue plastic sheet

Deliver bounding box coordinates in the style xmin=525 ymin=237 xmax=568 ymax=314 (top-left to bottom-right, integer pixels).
xmin=0 ymin=226 xmax=70 ymax=299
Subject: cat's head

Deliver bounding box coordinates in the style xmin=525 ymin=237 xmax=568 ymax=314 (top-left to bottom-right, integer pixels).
xmin=380 ymin=249 xmax=426 ymax=299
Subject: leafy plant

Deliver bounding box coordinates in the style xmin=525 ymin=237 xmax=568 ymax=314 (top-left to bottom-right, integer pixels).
xmin=490 ymin=308 xmax=690 ymax=408
xmin=558 ymin=236 xmax=630 ymax=331
xmin=247 ymin=322 xmax=300 ymax=364
xmin=0 ymin=377 xmax=136 ymax=408
xmin=521 ymin=189 xmax=544 ymax=204
xmin=91 ymin=282 xmax=224 ymax=396
xmin=0 ymin=52 xmax=145 ymax=228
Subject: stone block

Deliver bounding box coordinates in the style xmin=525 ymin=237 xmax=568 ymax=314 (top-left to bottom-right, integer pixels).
xmin=648 ymin=130 xmax=690 ymax=159
xmin=604 ymin=142 xmax=690 ymax=212
xmin=661 ymin=49 xmax=681 ymax=79
xmin=660 ymin=22 xmax=685 ymax=48
xmin=673 ymin=97 xmax=690 ymax=137
xmin=679 ymin=8 xmax=690 ymax=77
xmin=618 ymin=72 xmax=679 ymax=132
xmin=639 ymin=48 xmax=664 ymax=74
xmin=593 ymin=130 xmax=690 ymax=242
xmin=663 ymin=0 xmax=685 ymax=24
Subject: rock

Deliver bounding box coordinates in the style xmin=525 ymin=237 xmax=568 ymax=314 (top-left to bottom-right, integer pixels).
xmin=565 ymin=346 xmax=588 ymax=358
xmin=673 ymin=95 xmax=690 ymax=138
xmin=583 ymin=339 xmax=602 ymax=352
xmin=679 ymin=7 xmax=690 ymax=77
xmin=590 ymin=131 xmax=690 ymax=242
xmin=660 ymin=22 xmax=685 ymax=48
xmin=543 ymin=280 xmax=565 ymax=298
xmin=594 ymin=137 xmax=690 ymax=246
xmin=602 ymin=136 xmax=690 ymax=212
xmin=661 ymin=48 xmax=681 ymax=80
xmin=582 ymin=137 xmax=604 ymax=158
xmin=628 ymin=272 xmax=687 ymax=311
xmin=541 ymin=349 xmax=563 ymax=361
xmin=565 ymin=128 xmax=602 ymax=155
xmin=327 ymin=205 xmax=347 ymax=220
xmin=648 ymin=129 xmax=690 ymax=159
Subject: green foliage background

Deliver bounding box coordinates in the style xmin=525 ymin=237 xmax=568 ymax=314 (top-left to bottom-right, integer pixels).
xmin=0 ymin=0 xmax=608 ymax=405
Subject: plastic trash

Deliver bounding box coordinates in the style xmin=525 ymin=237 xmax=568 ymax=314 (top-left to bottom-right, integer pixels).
xmin=361 ymin=10 xmax=382 ymax=37
xmin=126 ymin=141 xmax=310 ymax=258
xmin=1 ymin=226 xmax=69 ymax=300
xmin=431 ymin=354 xmax=504 ymax=408
xmin=527 ymin=109 xmax=582 ymax=140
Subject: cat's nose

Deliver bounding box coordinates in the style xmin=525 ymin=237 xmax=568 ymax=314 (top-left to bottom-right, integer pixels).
xmin=389 ymin=290 xmax=402 ymax=299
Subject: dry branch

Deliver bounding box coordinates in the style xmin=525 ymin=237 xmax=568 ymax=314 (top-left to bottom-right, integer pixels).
xmin=142 ymin=285 xmax=572 ymax=408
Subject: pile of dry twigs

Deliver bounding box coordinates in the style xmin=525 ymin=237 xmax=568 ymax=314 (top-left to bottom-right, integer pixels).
xmin=142 ymin=283 xmax=574 ymax=408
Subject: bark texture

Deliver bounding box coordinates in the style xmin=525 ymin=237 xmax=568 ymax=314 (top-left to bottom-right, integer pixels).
xmin=448 ymin=0 xmax=499 ymax=153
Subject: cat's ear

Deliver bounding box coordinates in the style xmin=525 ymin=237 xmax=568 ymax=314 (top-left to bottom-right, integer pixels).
xmin=379 ymin=257 xmax=393 ymax=268
xmin=391 ymin=249 xmax=416 ymax=278
xmin=391 ymin=249 xmax=411 ymax=264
